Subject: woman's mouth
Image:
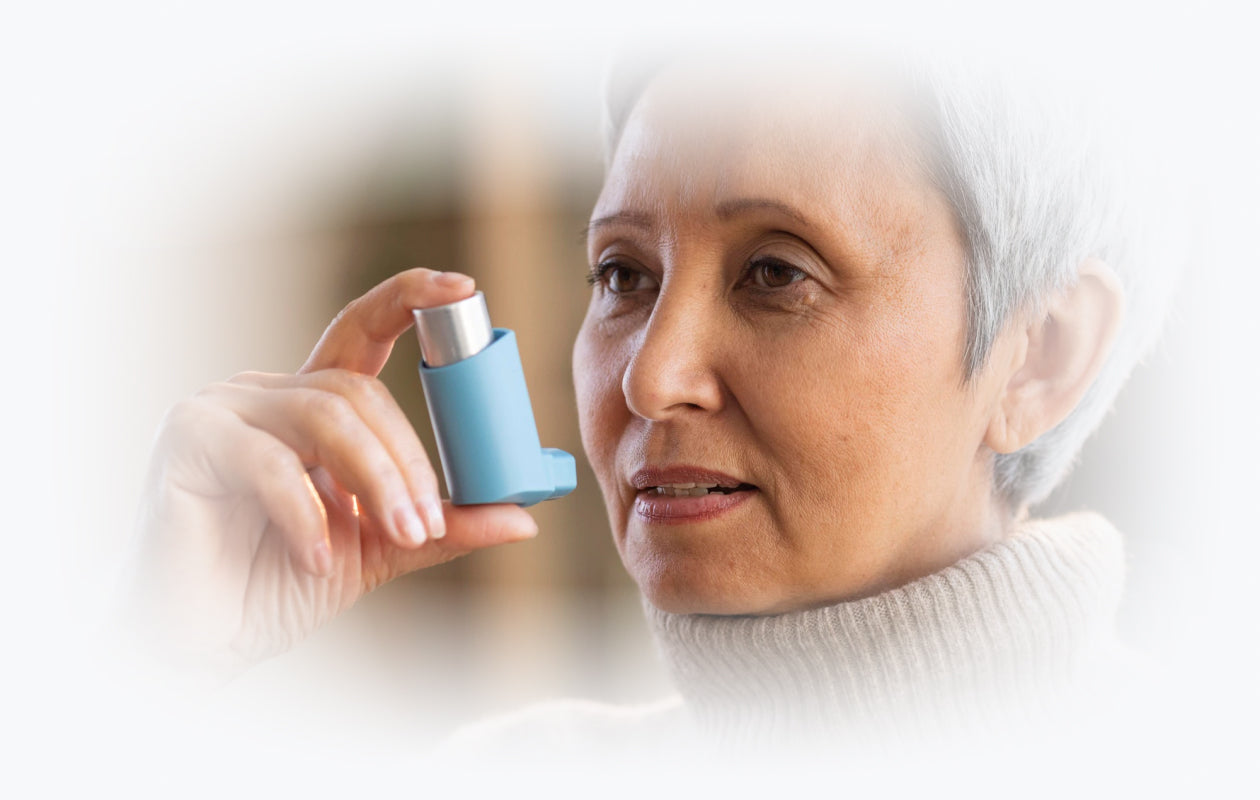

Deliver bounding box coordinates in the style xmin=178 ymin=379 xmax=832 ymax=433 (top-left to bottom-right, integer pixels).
xmin=630 ymin=468 xmax=757 ymax=524
xmin=647 ymin=482 xmax=749 ymax=497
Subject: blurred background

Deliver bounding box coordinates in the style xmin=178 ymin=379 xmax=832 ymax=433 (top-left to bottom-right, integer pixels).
xmin=4 ymin=1 xmax=1257 ymax=788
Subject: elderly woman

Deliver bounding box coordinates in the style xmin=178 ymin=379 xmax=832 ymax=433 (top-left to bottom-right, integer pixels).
xmin=129 ymin=52 xmax=1164 ymax=754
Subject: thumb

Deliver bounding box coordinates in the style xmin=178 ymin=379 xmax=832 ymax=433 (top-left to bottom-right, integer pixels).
xmin=372 ymin=502 xmax=539 ymax=583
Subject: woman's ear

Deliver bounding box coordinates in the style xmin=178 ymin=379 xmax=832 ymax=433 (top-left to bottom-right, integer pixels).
xmin=985 ymin=258 xmax=1126 ymax=455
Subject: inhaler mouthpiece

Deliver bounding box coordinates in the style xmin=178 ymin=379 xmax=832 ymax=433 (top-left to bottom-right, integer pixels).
xmin=414 ymin=291 xmax=576 ymax=507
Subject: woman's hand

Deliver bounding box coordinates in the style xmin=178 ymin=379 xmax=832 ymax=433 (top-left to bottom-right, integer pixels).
xmin=127 ymin=268 xmax=538 ymax=680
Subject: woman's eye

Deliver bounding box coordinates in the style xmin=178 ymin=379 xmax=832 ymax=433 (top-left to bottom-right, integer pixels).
xmin=607 ymin=265 xmax=639 ymax=292
xmin=590 ymin=261 xmax=657 ymax=294
xmin=748 ymin=258 xmax=806 ymax=289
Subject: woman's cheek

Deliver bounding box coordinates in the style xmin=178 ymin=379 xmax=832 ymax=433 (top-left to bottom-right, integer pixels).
xmin=740 ymin=322 xmax=907 ymax=505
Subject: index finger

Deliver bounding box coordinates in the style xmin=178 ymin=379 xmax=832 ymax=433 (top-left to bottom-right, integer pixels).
xmin=300 ymin=268 xmax=476 ymax=376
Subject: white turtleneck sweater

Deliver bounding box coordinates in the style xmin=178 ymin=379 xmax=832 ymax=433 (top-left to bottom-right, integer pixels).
xmin=436 ymin=512 xmax=1142 ymax=761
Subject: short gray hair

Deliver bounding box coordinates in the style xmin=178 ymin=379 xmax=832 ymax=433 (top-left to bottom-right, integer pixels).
xmin=600 ymin=53 xmax=1178 ymax=509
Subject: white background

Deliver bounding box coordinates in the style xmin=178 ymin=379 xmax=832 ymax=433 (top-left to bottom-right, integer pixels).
xmin=3 ymin=1 xmax=1256 ymax=793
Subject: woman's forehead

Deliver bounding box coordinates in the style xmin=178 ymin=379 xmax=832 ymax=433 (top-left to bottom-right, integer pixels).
xmin=592 ymin=65 xmax=941 ymax=255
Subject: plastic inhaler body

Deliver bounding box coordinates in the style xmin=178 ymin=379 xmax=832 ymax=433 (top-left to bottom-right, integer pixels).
xmin=413 ymin=292 xmax=576 ymax=507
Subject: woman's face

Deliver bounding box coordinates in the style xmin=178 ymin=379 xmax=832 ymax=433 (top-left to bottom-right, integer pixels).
xmin=573 ymin=67 xmax=1013 ymax=615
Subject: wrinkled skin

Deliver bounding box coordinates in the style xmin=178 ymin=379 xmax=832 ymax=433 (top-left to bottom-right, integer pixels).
xmin=573 ymin=65 xmax=1020 ymax=615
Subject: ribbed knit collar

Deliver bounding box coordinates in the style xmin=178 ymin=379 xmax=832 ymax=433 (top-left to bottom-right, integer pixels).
xmin=645 ymin=513 xmax=1126 ymax=747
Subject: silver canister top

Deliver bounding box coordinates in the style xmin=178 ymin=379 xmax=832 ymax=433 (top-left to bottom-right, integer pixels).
xmin=412 ymin=291 xmax=494 ymax=368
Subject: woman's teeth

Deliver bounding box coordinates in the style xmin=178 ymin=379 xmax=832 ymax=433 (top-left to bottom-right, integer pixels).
xmin=651 ymin=483 xmax=722 ymax=497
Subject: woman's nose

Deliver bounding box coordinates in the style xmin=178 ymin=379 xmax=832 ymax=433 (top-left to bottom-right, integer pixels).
xmin=621 ymin=297 xmax=725 ymax=420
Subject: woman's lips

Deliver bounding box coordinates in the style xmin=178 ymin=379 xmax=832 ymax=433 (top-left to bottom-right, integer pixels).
xmin=633 ymin=486 xmax=754 ymax=524
xmin=629 ymin=466 xmax=756 ymax=524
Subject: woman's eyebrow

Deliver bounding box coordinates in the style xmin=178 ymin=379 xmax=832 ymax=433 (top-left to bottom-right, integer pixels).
xmin=582 ymin=211 xmax=655 ymax=242
xmin=581 ymin=200 xmax=814 ymax=243
xmin=714 ymin=198 xmax=813 ymax=228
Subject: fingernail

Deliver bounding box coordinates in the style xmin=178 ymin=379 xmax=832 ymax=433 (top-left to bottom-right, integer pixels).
xmin=434 ymin=271 xmax=473 ymax=288
xmin=513 ymin=518 xmax=540 ymax=541
xmin=394 ymin=505 xmax=427 ymax=546
xmin=312 ymin=541 xmax=333 ymax=576
xmin=420 ymin=497 xmax=446 ymax=540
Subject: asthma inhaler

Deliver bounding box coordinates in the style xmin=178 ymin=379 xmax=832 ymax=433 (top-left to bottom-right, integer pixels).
xmin=413 ymin=291 xmax=576 ymax=507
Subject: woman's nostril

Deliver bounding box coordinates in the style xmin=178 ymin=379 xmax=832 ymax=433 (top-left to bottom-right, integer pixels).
xmin=622 ymin=356 xmax=723 ymax=420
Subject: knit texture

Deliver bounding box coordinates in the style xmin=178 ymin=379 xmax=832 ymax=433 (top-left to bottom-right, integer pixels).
xmin=645 ymin=512 xmax=1126 ymax=747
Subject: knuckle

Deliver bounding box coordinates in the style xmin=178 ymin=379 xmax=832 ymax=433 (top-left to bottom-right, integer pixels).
xmin=163 ymin=398 xmax=205 ymax=428
xmin=303 ymin=390 xmax=354 ymax=425
xmin=334 ymin=370 xmax=396 ymax=416
xmin=330 ymin=294 xmax=375 ymax=335
xmin=227 ymin=370 xmax=264 ymax=385
xmin=330 ymin=298 xmax=358 ymax=327
xmin=255 ymin=442 xmax=302 ymax=478
xmin=330 ymin=368 xmax=379 ymax=398
xmin=157 ymin=398 xmax=216 ymax=446
xmin=356 ymin=377 xmax=393 ymax=413
xmin=193 ymin=380 xmax=235 ymax=401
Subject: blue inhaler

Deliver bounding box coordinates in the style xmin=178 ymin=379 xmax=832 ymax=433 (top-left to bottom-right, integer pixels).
xmin=413 ymin=292 xmax=576 ymax=507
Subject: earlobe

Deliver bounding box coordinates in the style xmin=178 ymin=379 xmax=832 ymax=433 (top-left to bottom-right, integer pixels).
xmin=985 ymin=258 xmax=1126 ymax=455
xmin=984 ymin=333 xmax=1030 ymax=454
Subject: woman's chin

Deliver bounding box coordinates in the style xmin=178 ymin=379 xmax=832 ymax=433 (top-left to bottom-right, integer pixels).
xmin=639 ymin=585 xmax=749 ymax=616
xmin=620 ymin=516 xmax=801 ymax=615
xmin=632 ymin=560 xmax=785 ymax=616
